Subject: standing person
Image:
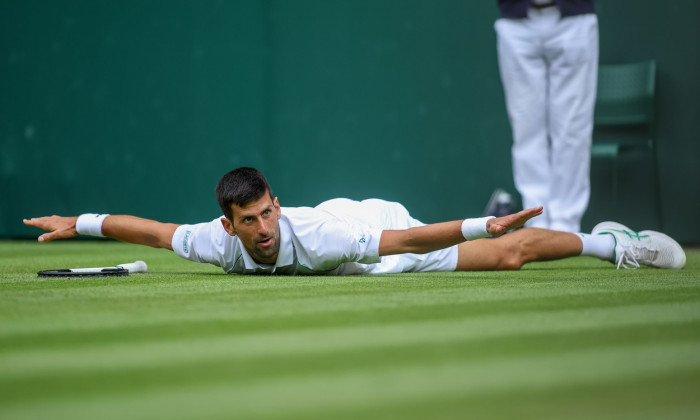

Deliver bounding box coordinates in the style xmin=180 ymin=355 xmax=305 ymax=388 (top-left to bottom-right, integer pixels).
xmin=24 ymin=167 xmax=685 ymax=275
xmin=495 ymin=0 xmax=598 ymax=232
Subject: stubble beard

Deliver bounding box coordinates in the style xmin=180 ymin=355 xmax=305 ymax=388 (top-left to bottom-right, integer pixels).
xmin=252 ymin=233 xmax=280 ymax=263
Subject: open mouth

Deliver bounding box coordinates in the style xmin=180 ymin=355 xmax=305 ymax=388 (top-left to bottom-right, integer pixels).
xmin=258 ymin=237 xmax=273 ymax=247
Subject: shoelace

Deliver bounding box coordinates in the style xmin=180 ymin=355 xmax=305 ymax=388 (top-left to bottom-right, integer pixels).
xmin=616 ymin=245 xmax=658 ymax=270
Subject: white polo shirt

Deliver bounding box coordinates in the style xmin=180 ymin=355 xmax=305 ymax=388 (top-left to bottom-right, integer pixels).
xmin=171 ymin=198 xmax=459 ymax=275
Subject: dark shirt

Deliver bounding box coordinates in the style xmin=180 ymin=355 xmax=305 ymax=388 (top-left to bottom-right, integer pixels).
xmin=498 ymin=0 xmax=595 ymax=19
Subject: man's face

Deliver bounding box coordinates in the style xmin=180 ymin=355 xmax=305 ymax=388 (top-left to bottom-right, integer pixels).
xmin=221 ymin=194 xmax=282 ymax=264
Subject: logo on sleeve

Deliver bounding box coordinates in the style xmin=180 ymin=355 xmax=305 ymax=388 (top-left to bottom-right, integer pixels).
xmin=359 ymin=236 xmax=366 ymax=244
xmin=183 ymin=230 xmax=192 ymax=253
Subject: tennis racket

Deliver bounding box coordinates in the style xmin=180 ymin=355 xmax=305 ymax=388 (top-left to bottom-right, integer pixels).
xmin=37 ymin=260 xmax=148 ymax=277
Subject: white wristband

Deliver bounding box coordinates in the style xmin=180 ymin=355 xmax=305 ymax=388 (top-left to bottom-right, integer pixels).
xmin=461 ymin=216 xmax=495 ymax=240
xmin=76 ymin=213 xmax=110 ymax=237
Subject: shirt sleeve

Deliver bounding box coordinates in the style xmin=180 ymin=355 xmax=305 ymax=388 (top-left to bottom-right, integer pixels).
xmin=317 ymin=219 xmax=382 ymax=265
xmin=171 ymin=218 xmax=234 ymax=268
xmin=286 ymin=210 xmax=383 ymax=271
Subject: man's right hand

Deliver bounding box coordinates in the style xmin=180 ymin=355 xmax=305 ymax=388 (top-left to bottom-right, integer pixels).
xmin=23 ymin=216 xmax=79 ymax=242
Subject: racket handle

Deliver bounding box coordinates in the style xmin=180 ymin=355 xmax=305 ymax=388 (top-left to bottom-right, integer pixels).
xmin=117 ymin=261 xmax=148 ymax=273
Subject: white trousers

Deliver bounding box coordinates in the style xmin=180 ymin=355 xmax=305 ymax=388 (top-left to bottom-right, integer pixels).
xmin=496 ymin=7 xmax=598 ymax=232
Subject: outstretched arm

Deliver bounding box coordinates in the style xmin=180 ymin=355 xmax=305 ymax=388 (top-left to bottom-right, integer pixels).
xmin=378 ymin=206 xmax=543 ymax=256
xmin=23 ymin=215 xmax=180 ymax=250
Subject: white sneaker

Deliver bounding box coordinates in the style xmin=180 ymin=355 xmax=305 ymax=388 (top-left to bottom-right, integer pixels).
xmin=592 ymin=221 xmax=686 ymax=270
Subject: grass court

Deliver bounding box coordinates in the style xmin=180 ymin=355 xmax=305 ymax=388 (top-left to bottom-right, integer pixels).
xmin=1 ymin=240 xmax=699 ymax=420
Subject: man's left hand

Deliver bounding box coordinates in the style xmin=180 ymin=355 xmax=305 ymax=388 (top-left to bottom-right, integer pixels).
xmin=486 ymin=206 xmax=544 ymax=236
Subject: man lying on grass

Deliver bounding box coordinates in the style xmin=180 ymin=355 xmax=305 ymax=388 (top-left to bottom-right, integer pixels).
xmin=24 ymin=167 xmax=686 ymax=275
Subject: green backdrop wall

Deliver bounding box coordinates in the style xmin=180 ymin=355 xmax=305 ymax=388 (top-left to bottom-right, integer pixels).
xmin=2 ymin=0 xmax=699 ymax=243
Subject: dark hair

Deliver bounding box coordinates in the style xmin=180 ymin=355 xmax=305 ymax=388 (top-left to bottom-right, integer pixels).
xmin=215 ymin=167 xmax=273 ymax=220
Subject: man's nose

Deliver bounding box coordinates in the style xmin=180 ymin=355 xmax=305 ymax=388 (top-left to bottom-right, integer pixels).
xmin=257 ymin=219 xmax=269 ymax=235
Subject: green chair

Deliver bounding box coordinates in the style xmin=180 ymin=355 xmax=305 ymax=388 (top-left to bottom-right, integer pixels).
xmin=591 ymin=60 xmax=661 ymax=228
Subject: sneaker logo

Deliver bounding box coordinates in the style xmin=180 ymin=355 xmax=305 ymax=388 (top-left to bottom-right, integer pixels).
xmin=610 ymin=228 xmax=648 ymax=241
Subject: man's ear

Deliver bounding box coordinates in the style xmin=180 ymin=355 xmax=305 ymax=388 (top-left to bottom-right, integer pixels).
xmin=273 ymin=197 xmax=281 ymax=219
xmin=220 ymin=217 xmax=236 ymax=236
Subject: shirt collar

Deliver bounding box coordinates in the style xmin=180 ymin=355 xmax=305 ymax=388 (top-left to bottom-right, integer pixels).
xmin=275 ymin=216 xmax=295 ymax=267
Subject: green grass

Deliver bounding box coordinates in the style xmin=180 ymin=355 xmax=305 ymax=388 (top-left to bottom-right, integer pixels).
xmin=1 ymin=240 xmax=699 ymax=420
